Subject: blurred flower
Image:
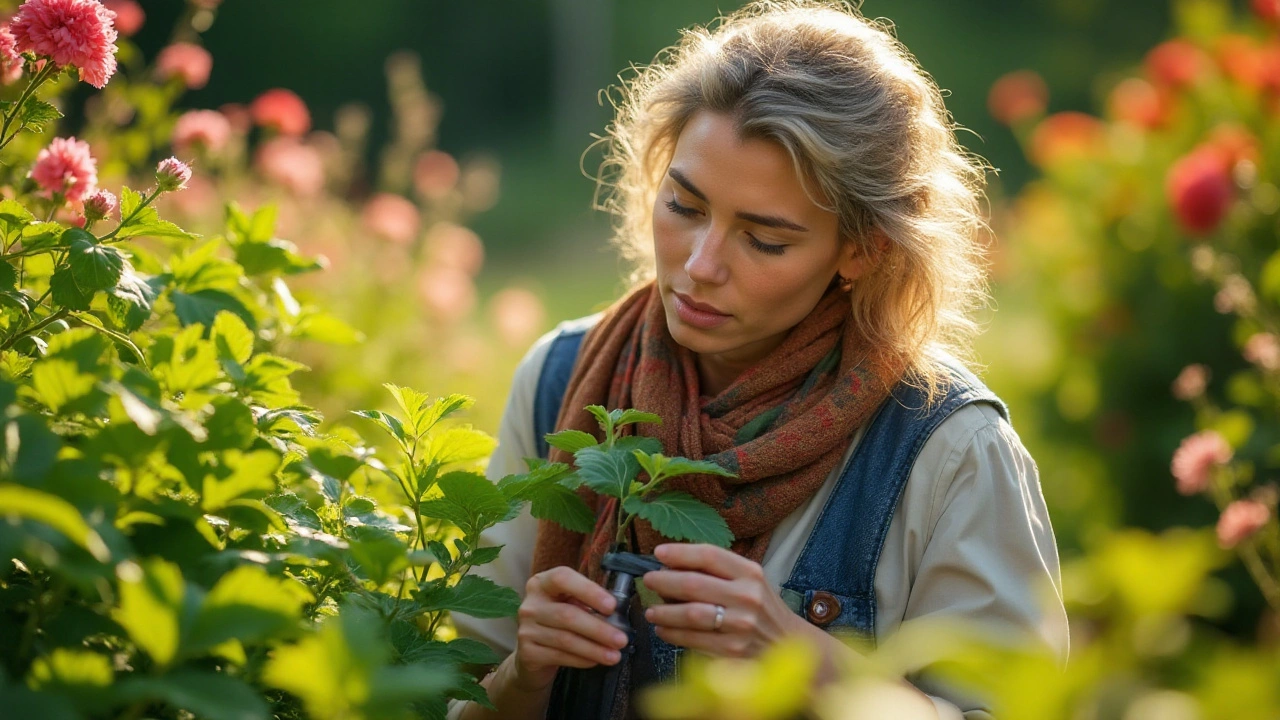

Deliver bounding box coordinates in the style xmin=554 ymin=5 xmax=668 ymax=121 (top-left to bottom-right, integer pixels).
xmin=0 ymin=26 xmax=22 ymax=84
xmin=1255 ymin=0 xmax=1280 ymax=23
xmin=155 ymin=41 xmax=211 ymax=90
xmin=1106 ymin=77 xmax=1170 ymax=130
xmin=1144 ymin=39 xmax=1211 ymax=89
xmin=1028 ymin=112 xmax=1104 ymax=167
xmin=251 ymin=88 xmax=311 ymax=137
xmin=1216 ymin=35 xmax=1267 ymax=89
xmin=29 ymin=136 xmax=97 ymax=202
xmin=417 ymin=265 xmax=476 ymax=323
xmin=489 ymin=287 xmax=546 ymax=348
xmin=425 ymin=222 xmax=485 ymax=277
xmin=82 ymin=188 xmax=116 ymax=221
xmin=102 ymin=0 xmax=142 ymax=37
xmin=10 ymin=0 xmax=119 ymax=88
xmin=173 ymin=109 xmax=231 ymax=156
xmin=255 ymin=136 xmax=324 ymax=196
xmin=191 ymin=0 xmax=221 ymax=8
xmin=155 ymin=157 xmax=191 ymax=191
xmin=1243 ymin=332 xmax=1280 ymax=371
xmin=361 ymin=193 xmax=419 ymax=245
xmin=1171 ymin=430 xmax=1232 ymax=495
xmin=1171 ymin=364 xmax=1209 ymax=401
xmin=1205 ymin=124 xmax=1260 ymax=168
xmin=1217 ymin=499 xmax=1270 ymax=549
xmin=459 ymin=155 xmax=501 ymax=212
xmin=218 ymin=102 xmax=252 ymax=135
xmin=1214 ymin=274 xmax=1256 ymax=315
xmin=1166 ymin=148 xmax=1233 ymax=236
xmin=987 ymin=70 xmax=1048 ymax=126
xmin=414 ymin=150 xmax=460 ymax=200
xmin=158 ymin=172 xmax=215 ymax=219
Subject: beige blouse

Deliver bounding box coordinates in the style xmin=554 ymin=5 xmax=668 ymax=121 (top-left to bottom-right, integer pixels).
xmin=448 ymin=324 xmax=1070 ymax=719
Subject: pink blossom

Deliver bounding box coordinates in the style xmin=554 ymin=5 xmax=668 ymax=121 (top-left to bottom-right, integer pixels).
xmin=29 ymin=136 xmax=97 ymax=202
xmin=10 ymin=0 xmax=119 ymax=88
xmin=155 ymin=42 xmax=211 ymax=90
xmin=155 ymin=156 xmax=191 ymax=191
xmin=254 ymin=136 xmax=324 ymax=196
xmin=489 ymin=287 xmax=546 ymax=348
xmin=102 ymin=0 xmax=142 ymax=36
xmin=172 ymin=109 xmax=231 ymax=155
xmin=361 ymin=193 xmax=419 ymax=245
xmin=218 ymin=102 xmax=251 ymax=134
xmin=82 ymin=188 xmax=116 ymax=221
xmin=1172 ymin=364 xmax=1209 ymax=401
xmin=250 ymin=88 xmax=310 ymax=136
xmin=414 ymin=150 xmax=460 ymax=200
xmin=418 ymin=265 xmax=476 ymax=323
xmin=1243 ymin=333 xmax=1280 ymax=371
xmin=1171 ymin=430 xmax=1232 ymax=495
xmin=425 ymin=222 xmax=484 ymax=277
xmin=1217 ymin=499 xmax=1270 ymax=548
xmin=0 ymin=26 xmax=23 ymax=84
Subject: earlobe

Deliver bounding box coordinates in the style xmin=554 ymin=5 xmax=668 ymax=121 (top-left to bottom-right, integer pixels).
xmin=837 ymin=230 xmax=890 ymax=283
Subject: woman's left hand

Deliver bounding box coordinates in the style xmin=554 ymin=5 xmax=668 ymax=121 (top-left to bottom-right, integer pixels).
xmin=641 ymin=543 xmax=802 ymax=658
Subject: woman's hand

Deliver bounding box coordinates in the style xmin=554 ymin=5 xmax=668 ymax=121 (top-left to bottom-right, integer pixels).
xmin=641 ymin=543 xmax=803 ymax=658
xmin=510 ymin=566 xmax=631 ymax=693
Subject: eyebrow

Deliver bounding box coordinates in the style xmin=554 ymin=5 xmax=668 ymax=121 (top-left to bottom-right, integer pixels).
xmin=667 ymin=168 xmax=810 ymax=233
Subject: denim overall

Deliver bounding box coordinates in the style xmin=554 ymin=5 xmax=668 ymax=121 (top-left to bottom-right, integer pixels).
xmin=533 ymin=318 xmax=1008 ymax=687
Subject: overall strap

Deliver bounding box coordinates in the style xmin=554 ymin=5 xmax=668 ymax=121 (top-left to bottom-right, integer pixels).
xmin=780 ymin=357 xmax=1009 ymax=645
xmin=532 ymin=316 xmax=598 ymax=459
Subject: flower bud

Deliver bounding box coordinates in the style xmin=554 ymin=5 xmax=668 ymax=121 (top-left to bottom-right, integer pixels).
xmin=83 ymin=189 xmax=117 ymax=222
xmin=155 ymin=156 xmax=192 ymax=192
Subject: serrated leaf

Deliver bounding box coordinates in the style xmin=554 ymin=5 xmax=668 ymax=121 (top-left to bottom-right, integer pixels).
xmin=0 ymin=260 xmax=15 ymax=292
xmin=265 ymin=492 xmax=322 ymax=531
xmin=614 ymin=409 xmax=662 ymax=428
xmin=352 ymin=409 xmax=408 ymax=444
xmin=107 ymin=266 xmax=161 ymax=332
xmin=414 ymin=575 xmax=520 ymax=618
xmin=622 ymin=491 xmax=733 ymax=547
xmin=19 ymin=97 xmax=62 ymax=132
xmin=635 ymin=452 xmax=737 ymax=484
xmin=413 ymin=392 xmax=473 ymax=437
xmin=170 ymin=288 xmax=253 ymax=329
xmin=0 ymin=485 xmax=109 ymax=560
xmin=186 ymin=565 xmax=312 ymax=653
xmin=344 ymin=495 xmax=411 ymax=532
xmin=212 ymin=310 xmax=254 ymax=365
xmin=467 ymin=545 xmax=503 ymax=566
xmin=27 ymin=358 xmax=100 ymax=415
xmin=418 ymin=471 xmax=512 ymax=539
xmin=49 ymin=266 xmax=92 ymax=310
xmin=585 ymin=405 xmax=613 ymax=436
xmin=530 ymin=483 xmax=596 ymax=534
xmin=202 ymin=450 xmax=280 ymax=513
xmin=22 ymin=221 xmax=63 ymax=251
xmin=114 ymin=559 xmax=184 ymax=667
xmin=425 ymin=426 xmax=496 ymax=466
xmin=67 ymin=230 xmax=124 ymax=292
xmin=0 ymin=199 xmax=34 ymax=240
xmin=546 ymin=429 xmax=598 ymax=454
xmin=495 ymin=461 xmax=573 ymax=502
xmin=348 ymin=527 xmax=408 ymax=586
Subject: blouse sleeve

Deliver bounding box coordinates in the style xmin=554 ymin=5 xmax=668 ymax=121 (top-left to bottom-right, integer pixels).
xmin=903 ymin=404 xmax=1070 ymax=718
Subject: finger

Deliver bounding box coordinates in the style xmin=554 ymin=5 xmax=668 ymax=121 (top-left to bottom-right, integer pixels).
xmin=522 ymin=643 xmax=605 ymax=671
xmin=653 ymin=625 xmax=757 ymax=658
xmin=654 ymin=543 xmax=760 ymax=581
xmin=534 ymin=566 xmax=616 ymax=615
xmin=525 ymin=625 xmax=624 ymax=667
xmin=641 ymin=569 xmax=735 ymax=604
xmin=524 ymin=600 xmax=629 ymax=650
xmin=645 ymin=602 xmax=730 ymax=633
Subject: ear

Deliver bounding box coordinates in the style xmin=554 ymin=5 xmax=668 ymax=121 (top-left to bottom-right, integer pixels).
xmin=836 ymin=230 xmax=891 ymax=282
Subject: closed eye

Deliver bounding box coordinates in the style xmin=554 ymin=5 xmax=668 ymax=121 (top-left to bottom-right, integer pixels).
xmin=664 ymin=198 xmax=700 ymax=218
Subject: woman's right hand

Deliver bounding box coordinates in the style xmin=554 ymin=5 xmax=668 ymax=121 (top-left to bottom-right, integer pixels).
xmin=511 ymin=565 xmax=631 ymax=692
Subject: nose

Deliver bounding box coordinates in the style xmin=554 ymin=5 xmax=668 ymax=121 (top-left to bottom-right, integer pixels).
xmin=684 ymin=224 xmax=730 ymax=286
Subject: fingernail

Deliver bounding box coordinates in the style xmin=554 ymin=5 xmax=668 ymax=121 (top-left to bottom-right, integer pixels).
xmin=644 ymin=608 xmax=654 ymax=621
xmin=608 ymin=650 xmax=621 ymax=663
xmin=613 ymin=632 xmax=627 ymax=646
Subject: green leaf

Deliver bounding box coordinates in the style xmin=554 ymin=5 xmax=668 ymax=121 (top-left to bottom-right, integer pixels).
xmin=529 ymin=483 xmax=596 ymax=533
xmin=415 ymin=575 xmax=521 ymax=618
xmin=0 ymin=260 xmax=15 ymax=292
xmin=186 ymin=565 xmax=313 ymax=653
xmin=202 ymin=450 xmax=281 ymax=513
xmin=66 ymin=230 xmax=124 ymax=292
xmin=27 ymin=358 xmax=100 ymax=415
xmin=467 ymin=545 xmax=503 ymax=566
xmin=115 ymin=671 xmax=269 ymax=720
xmin=170 ymin=288 xmax=254 ymax=329
xmin=546 ymin=429 xmax=598 ymax=454
xmin=107 ymin=268 xmax=161 ymax=332
xmin=0 ymin=484 xmax=109 ymax=560
xmin=44 ymin=326 xmax=109 ymax=372
xmin=25 ymin=648 xmax=113 ymax=712
xmin=0 ymin=199 xmax=35 ymax=240
xmin=265 ymin=492 xmax=322 ymax=531
xmin=614 ymin=408 xmax=662 ymax=429
xmin=1261 ymin=251 xmax=1280 ymax=303
xmin=234 ymin=236 xmax=324 ymax=276
xmin=585 ymin=405 xmax=614 ymax=437
xmin=622 ymin=491 xmax=734 ymax=547
xmin=212 ymin=310 xmax=254 ymax=365
xmin=352 ymin=409 xmax=408 ymax=445
xmin=348 ymin=527 xmax=409 ymax=586
xmin=386 ymin=386 xmax=473 ymax=438
xmin=49 ymin=266 xmax=92 ymax=310
xmin=418 ymin=471 xmax=511 ymax=539
xmin=496 ymin=461 xmax=573 ymax=502
xmin=425 ymin=426 xmax=496 ymax=466
xmin=18 ymin=97 xmax=62 ymax=133
xmin=574 ymin=444 xmax=644 ymax=499
xmin=113 ymin=559 xmax=184 ymax=667
xmin=22 ymin=221 xmax=63 ymax=251
xmin=292 ymin=310 xmax=363 ymax=344
xmin=120 ymin=186 xmax=144 ymax=218
xmin=3 ymin=414 xmax=61 ymax=482
xmin=344 ymin=495 xmax=412 ymax=532
xmin=635 ymin=452 xmax=736 ymax=485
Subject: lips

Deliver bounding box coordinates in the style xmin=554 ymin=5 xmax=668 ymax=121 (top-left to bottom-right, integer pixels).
xmin=674 ymin=292 xmax=728 ymax=316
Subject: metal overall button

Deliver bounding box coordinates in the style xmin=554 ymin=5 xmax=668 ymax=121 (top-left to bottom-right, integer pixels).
xmin=806 ymin=591 xmax=841 ymax=627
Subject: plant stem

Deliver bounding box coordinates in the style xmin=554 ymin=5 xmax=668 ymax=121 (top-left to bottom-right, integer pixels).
xmin=100 ymin=187 xmax=163 ymax=242
xmin=1240 ymin=541 xmax=1280 ymax=613
xmin=0 ymin=62 xmax=55 ymax=151
xmin=1 ymin=307 xmax=68 ymax=351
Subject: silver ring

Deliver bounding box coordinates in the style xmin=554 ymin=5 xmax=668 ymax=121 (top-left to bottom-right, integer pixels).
xmin=712 ymin=604 xmax=725 ymax=632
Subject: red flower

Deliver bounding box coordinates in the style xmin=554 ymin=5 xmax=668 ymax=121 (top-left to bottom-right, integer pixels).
xmin=255 ymin=136 xmax=324 ymax=196
xmin=1255 ymin=0 xmax=1280 ymax=23
xmin=1028 ymin=112 xmax=1104 ymax=167
xmin=155 ymin=42 xmax=211 ymax=90
xmin=250 ymin=88 xmax=310 ymax=137
xmin=1145 ymin=39 xmax=1211 ymax=89
xmin=9 ymin=0 xmax=119 ymax=88
xmin=1216 ymin=35 xmax=1267 ymax=90
xmin=0 ymin=26 xmax=22 ymax=84
xmin=173 ymin=110 xmax=231 ymax=155
xmin=987 ymin=70 xmax=1048 ymax=126
xmin=1166 ymin=147 xmax=1233 ymax=236
xmin=1107 ymin=77 xmax=1171 ymax=129
xmin=102 ymin=0 xmax=142 ymax=37
xmin=29 ymin=135 xmax=97 ymax=201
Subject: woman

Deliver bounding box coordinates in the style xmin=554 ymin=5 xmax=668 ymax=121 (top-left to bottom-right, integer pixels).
xmin=451 ymin=1 xmax=1068 ymax=718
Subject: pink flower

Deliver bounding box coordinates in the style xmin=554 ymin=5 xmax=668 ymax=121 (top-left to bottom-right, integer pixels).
xmin=361 ymin=193 xmax=420 ymax=245
xmin=254 ymin=136 xmax=324 ymax=196
xmin=173 ymin=109 xmax=231 ymax=155
xmin=82 ymin=187 xmax=116 ymax=220
xmin=218 ymin=102 xmax=251 ymax=134
xmin=0 ymin=26 xmax=23 ymax=84
xmin=987 ymin=70 xmax=1048 ymax=126
xmin=155 ymin=42 xmax=211 ymax=89
xmin=1171 ymin=364 xmax=1209 ymax=400
xmin=414 ymin=150 xmax=460 ymax=200
xmin=489 ymin=287 xmax=546 ymax=348
xmin=10 ymin=0 xmax=119 ymax=89
xmin=155 ymin=156 xmax=191 ymax=191
xmin=425 ymin=222 xmax=484 ymax=276
xmin=250 ymin=88 xmax=310 ymax=136
xmin=418 ymin=266 xmax=476 ymax=323
xmin=1171 ymin=430 xmax=1232 ymax=495
xmin=1217 ymin=499 xmax=1270 ymax=549
xmin=29 ymin=136 xmax=97 ymax=202
xmin=1244 ymin=333 xmax=1280 ymax=371
xmin=102 ymin=0 xmax=142 ymax=36
xmin=1167 ymin=147 xmax=1234 ymax=236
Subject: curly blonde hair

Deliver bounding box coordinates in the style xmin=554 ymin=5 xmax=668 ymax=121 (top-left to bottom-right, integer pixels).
xmin=589 ymin=0 xmax=991 ymax=400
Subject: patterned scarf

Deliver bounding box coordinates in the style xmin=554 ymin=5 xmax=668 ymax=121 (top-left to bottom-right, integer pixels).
xmin=529 ymin=279 xmax=905 ymax=583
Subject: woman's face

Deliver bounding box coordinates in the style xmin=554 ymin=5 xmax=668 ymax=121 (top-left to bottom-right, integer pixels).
xmin=653 ymin=110 xmax=863 ymax=372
